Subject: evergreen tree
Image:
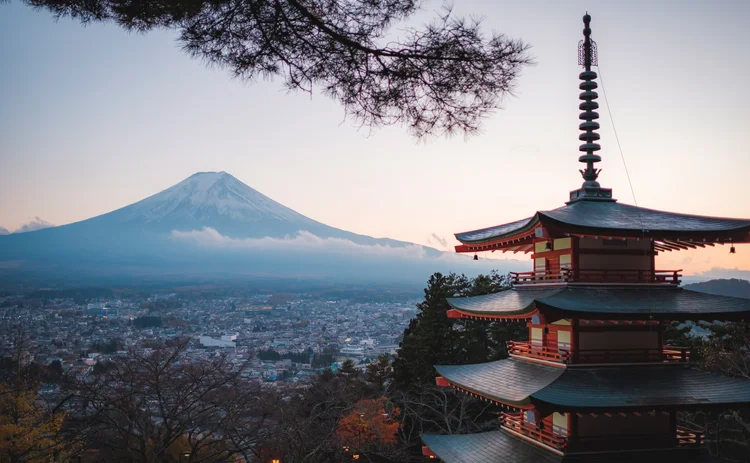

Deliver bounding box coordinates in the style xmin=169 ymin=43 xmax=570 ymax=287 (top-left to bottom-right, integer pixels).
xmin=392 ymin=271 xmax=523 ymax=391
xmin=338 ymin=359 xmax=358 ymax=378
xmin=365 ymin=355 xmax=392 ymax=394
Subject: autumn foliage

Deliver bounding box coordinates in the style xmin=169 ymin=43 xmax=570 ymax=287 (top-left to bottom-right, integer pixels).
xmin=336 ymin=397 xmax=400 ymax=450
xmin=0 ymin=385 xmax=70 ymax=463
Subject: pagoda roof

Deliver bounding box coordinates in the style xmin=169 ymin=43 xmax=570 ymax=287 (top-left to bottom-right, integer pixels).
xmin=421 ymin=430 xmax=563 ymax=463
xmin=446 ymin=287 xmax=750 ymax=321
xmin=421 ymin=432 xmax=716 ymax=462
xmin=434 ymin=359 xmax=564 ymax=406
xmin=455 ymin=200 xmax=750 ymax=248
xmin=437 ymin=360 xmax=750 ymax=411
xmin=534 ymin=365 xmax=750 ymax=411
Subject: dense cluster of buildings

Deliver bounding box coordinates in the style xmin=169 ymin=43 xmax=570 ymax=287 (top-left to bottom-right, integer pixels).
xmin=0 ymin=292 xmax=417 ymax=385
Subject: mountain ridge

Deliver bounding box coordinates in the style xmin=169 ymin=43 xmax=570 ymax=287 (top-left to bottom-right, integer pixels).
xmin=0 ymin=172 xmax=501 ymax=285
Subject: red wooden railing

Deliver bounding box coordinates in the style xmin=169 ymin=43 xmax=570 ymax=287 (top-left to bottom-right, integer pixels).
xmin=676 ymin=425 xmax=704 ymax=447
xmin=510 ymin=269 xmax=682 ymax=286
xmin=501 ymin=412 xmax=704 ymax=452
xmin=571 ymin=345 xmax=690 ymax=364
xmin=507 ymin=341 xmax=569 ymax=363
xmin=500 ymin=412 xmax=567 ymax=450
xmin=508 ymin=341 xmax=690 ymax=365
xmin=571 ymin=425 xmax=704 ymax=451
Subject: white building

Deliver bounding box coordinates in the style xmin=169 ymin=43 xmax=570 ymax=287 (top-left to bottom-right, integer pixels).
xmin=199 ymin=336 xmax=236 ymax=348
xmin=340 ymin=346 xmax=365 ymax=356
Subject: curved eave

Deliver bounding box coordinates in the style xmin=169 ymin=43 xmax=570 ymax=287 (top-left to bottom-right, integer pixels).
xmin=534 ymin=303 xmax=750 ymax=322
xmin=534 ymin=288 xmax=750 ymax=322
xmin=454 ymin=215 xmax=541 ymax=249
xmin=453 ymin=202 xmax=750 ymax=249
xmin=434 ymin=360 xmax=565 ymax=408
xmin=531 ymin=365 xmax=750 ymax=412
xmin=447 ymin=308 xmax=537 ymax=321
xmin=421 ymin=431 xmax=563 ymax=463
xmin=539 ymin=211 xmax=750 ymax=242
xmin=446 ymin=289 xmax=561 ymax=320
xmin=435 ymin=374 xmax=533 ymax=408
xmin=446 ymin=288 xmax=750 ymax=322
xmin=445 ymin=298 xmax=538 ymax=320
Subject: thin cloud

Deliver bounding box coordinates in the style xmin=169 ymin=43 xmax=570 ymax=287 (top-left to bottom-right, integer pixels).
xmin=695 ymin=267 xmax=750 ymax=281
xmin=171 ymin=228 xmax=429 ymax=259
xmin=15 ymin=217 xmax=55 ymax=233
xmin=170 ymin=228 xmax=527 ymax=272
xmin=428 ymin=233 xmax=449 ymax=249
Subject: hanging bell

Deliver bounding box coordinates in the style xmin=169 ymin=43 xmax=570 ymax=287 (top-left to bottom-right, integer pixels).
xmin=473 ymin=254 xmax=479 ymax=261
xmin=545 ymin=241 xmax=552 ymax=250
xmin=730 ymin=246 xmax=736 ymax=254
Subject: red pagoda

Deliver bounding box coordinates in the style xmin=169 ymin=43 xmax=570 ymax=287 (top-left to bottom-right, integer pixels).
xmin=420 ymin=14 xmax=750 ymax=463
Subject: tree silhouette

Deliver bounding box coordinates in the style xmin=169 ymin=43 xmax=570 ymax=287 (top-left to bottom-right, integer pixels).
xmin=17 ymin=0 xmax=531 ymax=137
xmin=392 ymin=271 xmax=522 ymax=391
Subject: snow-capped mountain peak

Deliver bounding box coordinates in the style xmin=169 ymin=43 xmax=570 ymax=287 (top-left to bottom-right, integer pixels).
xmin=117 ymin=172 xmax=311 ymax=225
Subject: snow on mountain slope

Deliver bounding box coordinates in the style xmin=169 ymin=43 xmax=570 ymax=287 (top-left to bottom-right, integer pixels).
xmin=0 ymin=171 xmax=506 ymax=284
xmin=115 ymin=172 xmax=316 ymax=225
xmin=3 ymin=171 xmax=421 ymax=249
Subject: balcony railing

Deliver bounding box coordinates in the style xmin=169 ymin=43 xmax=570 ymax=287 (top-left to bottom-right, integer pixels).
xmin=570 ymin=425 xmax=704 ymax=452
xmin=501 ymin=412 xmax=704 ymax=453
xmin=500 ymin=412 xmax=566 ymax=451
xmin=571 ymin=346 xmax=690 ymax=364
xmin=676 ymin=425 xmax=704 ymax=447
xmin=508 ymin=341 xmax=690 ymax=365
xmin=510 ymin=269 xmax=682 ymax=286
xmin=507 ymin=341 xmax=568 ymax=363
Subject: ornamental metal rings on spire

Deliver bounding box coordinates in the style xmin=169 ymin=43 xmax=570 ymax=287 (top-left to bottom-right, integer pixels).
xmin=577 ymin=14 xmax=602 ymax=188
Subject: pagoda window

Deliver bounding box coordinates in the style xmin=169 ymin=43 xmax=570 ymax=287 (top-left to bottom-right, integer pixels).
xmin=560 ymin=253 xmax=572 ymax=269
xmin=557 ymin=330 xmax=571 ymax=351
xmin=534 ymin=257 xmax=546 ymax=274
xmin=531 ymin=326 xmax=544 ymax=346
xmin=553 ymin=238 xmax=572 ymax=250
xmin=578 ymin=329 xmax=659 ymax=351
xmin=552 ymin=412 xmax=568 ymax=436
xmin=575 ymin=413 xmax=672 ymax=451
xmin=534 ymin=242 xmax=549 ymax=254
xmin=577 ymin=238 xmax=653 ymax=273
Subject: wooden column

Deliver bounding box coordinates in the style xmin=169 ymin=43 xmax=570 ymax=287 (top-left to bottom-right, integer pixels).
xmin=571 ymin=318 xmax=579 ymax=363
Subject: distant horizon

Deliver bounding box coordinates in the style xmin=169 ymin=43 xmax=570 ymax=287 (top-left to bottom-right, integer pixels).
xmin=2 ymin=1 xmax=749 ymax=278
xmin=2 ymin=169 xmax=748 ymax=281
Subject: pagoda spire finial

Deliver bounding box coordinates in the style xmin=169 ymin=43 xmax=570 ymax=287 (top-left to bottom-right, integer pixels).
xmin=577 ymin=13 xmax=602 ymax=189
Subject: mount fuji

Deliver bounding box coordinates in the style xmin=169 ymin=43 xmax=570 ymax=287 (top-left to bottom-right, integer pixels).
xmin=0 ymin=172 xmax=507 ymax=285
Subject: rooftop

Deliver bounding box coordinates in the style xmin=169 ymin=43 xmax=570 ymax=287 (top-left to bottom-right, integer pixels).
xmin=422 ymin=431 xmax=563 ymax=463
xmin=455 ymin=201 xmax=750 ymax=253
xmin=446 ymin=287 xmax=750 ymax=321
xmin=436 ymin=359 xmax=750 ymax=411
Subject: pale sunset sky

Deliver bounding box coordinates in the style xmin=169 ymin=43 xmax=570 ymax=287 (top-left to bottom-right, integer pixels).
xmin=1 ymin=0 xmax=749 ymax=277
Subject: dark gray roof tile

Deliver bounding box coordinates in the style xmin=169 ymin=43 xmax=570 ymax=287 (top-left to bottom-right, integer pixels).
xmin=455 ymin=200 xmax=750 ymax=244
xmin=422 ymin=430 xmax=563 ymax=463
xmin=435 ymin=359 xmax=564 ymax=405
xmin=447 ymin=287 xmax=750 ymax=320
xmin=533 ymin=365 xmax=750 ymax=410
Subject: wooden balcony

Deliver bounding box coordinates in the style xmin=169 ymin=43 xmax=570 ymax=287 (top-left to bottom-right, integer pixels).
xmin=501 ymin=412 xmax=704 ymax=453
xmin=510 ymin=269 xmax=682 ymax=286
xmin=500 ymin=412 xmax=566 ymax=451
xmin=507 ymin=341 xmax=569 ymax=363
xmin=508 ymin=341 xmax=690 ymax=365
xmin=570 ymin=425 xmax=704 ymax=452
xmin=571 ymin=346 xmax=690 ymax=364
xmin=676 ymin=425 xmax=704 ymax=447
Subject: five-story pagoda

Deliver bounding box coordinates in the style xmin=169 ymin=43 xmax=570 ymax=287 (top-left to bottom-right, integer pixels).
xmin=420 ymin=13 xmax=750 ymax=463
